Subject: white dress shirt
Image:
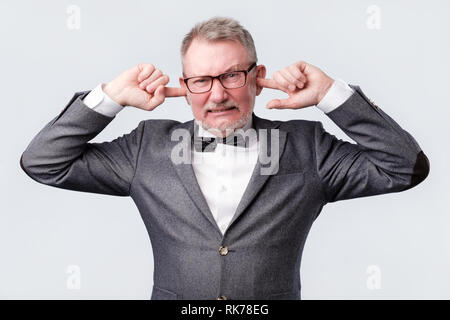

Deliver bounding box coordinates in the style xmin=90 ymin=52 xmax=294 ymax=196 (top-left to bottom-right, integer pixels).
xmin=192 ymin=116 xmax=258 ymax=234
xmin=82 ymin=79 xmax=354 ymax=235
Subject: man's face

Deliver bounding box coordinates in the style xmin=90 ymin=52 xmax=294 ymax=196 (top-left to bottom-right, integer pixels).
xmin=179 ymin=38 xmax=265 ymax=136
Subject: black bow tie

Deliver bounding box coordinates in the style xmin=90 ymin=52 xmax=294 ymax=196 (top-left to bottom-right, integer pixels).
xmin=194 ymin=134 xmax=247 ymax=152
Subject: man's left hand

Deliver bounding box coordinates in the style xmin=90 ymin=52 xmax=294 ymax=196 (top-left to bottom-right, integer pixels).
xmin=257 ymin=61 xmax=334 ymax=109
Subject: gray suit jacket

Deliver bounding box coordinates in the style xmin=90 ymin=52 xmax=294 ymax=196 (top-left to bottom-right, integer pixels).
xmin=20 ymin=85 xmax=429 ymax=300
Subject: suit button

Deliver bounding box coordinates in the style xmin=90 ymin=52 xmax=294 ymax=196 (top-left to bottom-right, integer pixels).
xmin=219 ymin=246 xmax=229 ymax=256
xmin=217 ymin=295 xmax=227 ymax=300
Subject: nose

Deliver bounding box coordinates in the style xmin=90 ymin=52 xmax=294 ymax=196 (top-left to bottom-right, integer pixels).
xmin=209 ymin=78 xmax=228 ymax=103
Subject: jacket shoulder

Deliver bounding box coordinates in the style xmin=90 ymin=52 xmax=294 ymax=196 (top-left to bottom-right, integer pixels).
xmin=266 ymin=117 xmax=320 ymax=138
xmin=141 ymin=118 xmax=185 ymax=133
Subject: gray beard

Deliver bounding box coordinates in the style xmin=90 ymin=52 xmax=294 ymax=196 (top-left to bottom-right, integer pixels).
xmin=194 ymin=108 xmax=253 ymax=136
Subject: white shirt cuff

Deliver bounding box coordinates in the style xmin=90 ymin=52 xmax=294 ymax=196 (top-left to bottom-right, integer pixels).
xmin=316 ymin=78 xmax=354 ymax=113
xmin=82 ymin=83 xmax=124 ymax=117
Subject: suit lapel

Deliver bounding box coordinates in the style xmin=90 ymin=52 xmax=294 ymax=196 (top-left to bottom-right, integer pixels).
xmin=227 ymin=113 xmax=287 ymax=230
xmin=167 ymin=120 xmax=223 ymax=236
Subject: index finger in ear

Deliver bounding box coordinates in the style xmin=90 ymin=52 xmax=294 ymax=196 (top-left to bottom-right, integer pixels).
xmin=165 ymin=87 xmax=187 ymax=97
xmin=256 ymin=77 xmax=280 ymax=90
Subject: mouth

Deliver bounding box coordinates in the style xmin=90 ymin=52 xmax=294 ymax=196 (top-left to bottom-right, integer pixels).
xmin=207 ymin=106 xmax=237 ymax=114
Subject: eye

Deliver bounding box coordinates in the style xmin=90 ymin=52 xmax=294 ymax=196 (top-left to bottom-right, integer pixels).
xmin=223 ymin=72 xmax=239 ymax=79
xmin=192 ymin=77 xmax=210 ymax=86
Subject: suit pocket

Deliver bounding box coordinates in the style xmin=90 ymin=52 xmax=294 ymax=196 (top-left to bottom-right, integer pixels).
xmin=272 ymin=171 xmax=305 ymax=177
xmin=264 ymin=172 xmax=306 ymax=197
xmin=268 ymin=171 xmax=306 ymax=182
xmin=151 ymin=285 xmax=178 ymax=300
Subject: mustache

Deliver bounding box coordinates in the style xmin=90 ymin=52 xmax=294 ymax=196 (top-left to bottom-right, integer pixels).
xmin=204 ymin=101 xmax=238 ymax=112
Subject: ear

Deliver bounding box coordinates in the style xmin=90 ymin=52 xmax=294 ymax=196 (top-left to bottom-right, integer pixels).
xmin=179 ymin=77 xmax=191 ymax=105
xmin=255 ymin=65 xmax=266 ymax=96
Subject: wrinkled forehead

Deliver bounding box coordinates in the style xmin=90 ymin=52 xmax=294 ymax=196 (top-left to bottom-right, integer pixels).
xmin=182 ymin=38 xmax=250 ymax=78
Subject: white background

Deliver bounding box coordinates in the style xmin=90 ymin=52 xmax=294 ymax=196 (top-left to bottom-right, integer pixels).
xmin=1 ymin=0 xmax=448 ymax=299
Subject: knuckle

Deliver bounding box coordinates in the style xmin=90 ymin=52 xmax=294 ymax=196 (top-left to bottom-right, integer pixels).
xmin=287 ymin=73 xmax=296 ymax=82
xmin=274 ymin=73 xmax=282 ymax=82
xmin=144 ymin=66 xmax=153 ymax=75
xmin=281 ymin=70 xmax=290 ymax=79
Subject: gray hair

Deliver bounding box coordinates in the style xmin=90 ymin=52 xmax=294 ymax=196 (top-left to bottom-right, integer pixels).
xmin=181 ymin=17 xmax=258 ymax=67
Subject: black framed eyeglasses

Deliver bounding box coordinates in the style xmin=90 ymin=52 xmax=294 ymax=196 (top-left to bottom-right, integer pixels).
xmin=183 ymin=62 xmax=257 ymax=94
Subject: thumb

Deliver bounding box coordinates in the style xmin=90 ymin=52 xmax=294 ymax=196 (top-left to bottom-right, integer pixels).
xmin=266 ymin=99 xmax=281 ymax=109
xmin=149 ymin=84 xmax=166 ymax=109
xmin=266 ymin=97 xmax=293 ymax=109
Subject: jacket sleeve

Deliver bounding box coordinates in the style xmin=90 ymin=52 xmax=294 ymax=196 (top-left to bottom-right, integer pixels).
xmin=314 ymin=85 xmax=430 ymax=203
xmin=20 ymin=91 xmax=145 ymax=197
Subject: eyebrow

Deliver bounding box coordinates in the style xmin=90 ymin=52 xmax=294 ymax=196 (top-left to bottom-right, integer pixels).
xmin=184 ymin=63 xmax=247 ymax=79
xmin=223 ymin=64 xmax=246 ymax=73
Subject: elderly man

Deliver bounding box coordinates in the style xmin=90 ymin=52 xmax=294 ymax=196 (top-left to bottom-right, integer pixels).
xmin=20 ymin=17 xmax=429 ymax=300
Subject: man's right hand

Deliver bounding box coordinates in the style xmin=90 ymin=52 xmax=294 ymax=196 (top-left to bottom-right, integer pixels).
xmin=103 ymin=63 xmax=186 ymax=111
